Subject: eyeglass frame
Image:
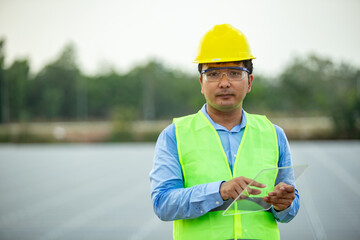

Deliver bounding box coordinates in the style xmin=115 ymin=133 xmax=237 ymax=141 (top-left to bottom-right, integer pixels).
xmin=200 ymin=67 xmax=251 ymax=82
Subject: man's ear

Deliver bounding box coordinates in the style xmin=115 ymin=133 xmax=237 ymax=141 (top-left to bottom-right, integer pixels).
xmin=199 ymin=75 xmax=204 ymax=94
xmin=247 ymin=74 xmax=254 ymax=93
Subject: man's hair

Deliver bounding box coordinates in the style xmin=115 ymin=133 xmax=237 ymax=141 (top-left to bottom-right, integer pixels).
xmin=198 ymin=60 xmax=253 ymax=75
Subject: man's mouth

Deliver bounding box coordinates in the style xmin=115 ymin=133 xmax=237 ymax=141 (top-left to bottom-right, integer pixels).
xmin=216 ymin=92 xmax=235 ymax=97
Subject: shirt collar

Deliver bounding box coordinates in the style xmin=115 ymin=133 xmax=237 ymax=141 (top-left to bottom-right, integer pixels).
xmin=200 ymin=104 xmax=247 ymax=133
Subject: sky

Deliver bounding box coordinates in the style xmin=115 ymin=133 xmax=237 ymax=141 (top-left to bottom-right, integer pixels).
xmin=0 ymin=0 xmax=359 ymax=76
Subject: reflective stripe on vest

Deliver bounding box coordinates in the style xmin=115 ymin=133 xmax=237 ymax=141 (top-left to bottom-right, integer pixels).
xmin=173 ymin=111 xmax=280 ymax=240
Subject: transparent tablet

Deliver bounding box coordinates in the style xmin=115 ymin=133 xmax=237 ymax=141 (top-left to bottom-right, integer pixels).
xmin=222 ymin=164 xmax=308 ymax=216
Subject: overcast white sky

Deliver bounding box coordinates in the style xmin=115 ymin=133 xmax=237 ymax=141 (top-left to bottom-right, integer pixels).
xmin=0 ymin=0 xmax=359 ymax=75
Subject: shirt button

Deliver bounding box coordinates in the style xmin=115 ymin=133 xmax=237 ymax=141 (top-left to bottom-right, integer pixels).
xmin=200 ymin=210 xmax=203 ymax=213
xmin=216 ymin=201 xmax=220 ymax=205
xmin=233 ymin=154 xmax=236 ymax=157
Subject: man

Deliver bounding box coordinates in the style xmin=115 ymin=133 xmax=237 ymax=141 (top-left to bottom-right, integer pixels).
xmin=150 ymin=24 xmax=298 ymax=240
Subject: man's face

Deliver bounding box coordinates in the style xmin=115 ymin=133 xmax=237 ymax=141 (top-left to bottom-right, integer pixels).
xmin=200 ymin=62 xmax=253 ymax=112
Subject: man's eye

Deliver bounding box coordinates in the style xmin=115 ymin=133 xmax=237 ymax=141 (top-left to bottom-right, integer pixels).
xmin=229 ymin=71 xmax=242 ymax=76
xmin=207 ymin=72 xmax=219 ymax=77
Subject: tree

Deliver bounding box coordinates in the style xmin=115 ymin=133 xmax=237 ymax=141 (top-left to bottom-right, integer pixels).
xmin=5 ymin=59 xmax=30 ymax=122
xmin=0 ymin=39 xmax=9 ymax=123
xmin=278 ymin=55 xmax=360 ymax=138
xmin=243 ymin=74 xmax=278 ymax=115
xmin=29 ymin=43 xmax=82 ymax=120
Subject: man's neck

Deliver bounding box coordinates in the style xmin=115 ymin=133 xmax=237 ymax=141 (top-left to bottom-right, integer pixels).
xmin=206 ymin=104 xmax=243 ymax=131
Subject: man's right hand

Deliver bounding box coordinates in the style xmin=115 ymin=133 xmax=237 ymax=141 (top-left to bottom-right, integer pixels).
xmin=219 ymin=176 xmax=266 ymax=200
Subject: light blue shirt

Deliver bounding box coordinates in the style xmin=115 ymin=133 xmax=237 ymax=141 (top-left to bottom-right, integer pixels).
xmin=150 ymin=104 xmax=299 ymax=223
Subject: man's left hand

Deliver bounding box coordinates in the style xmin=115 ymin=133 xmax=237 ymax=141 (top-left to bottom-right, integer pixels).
xmin=262 ymin=182 xmax=295 ymax=211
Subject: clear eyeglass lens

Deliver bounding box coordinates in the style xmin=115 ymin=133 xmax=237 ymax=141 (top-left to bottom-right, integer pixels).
xmin=204 ymin=69 xmax=245 ymax=82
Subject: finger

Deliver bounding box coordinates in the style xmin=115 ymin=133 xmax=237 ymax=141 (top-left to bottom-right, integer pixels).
xmin=280 ymin=185 xmax=295 ymax=193
xmin=230 ymin=188 xmax=241 ymax=200
xmin=264 ymin=194 xmax=277 ymax=203
xmin=266 ymin=198 xmax=291 ymax=205
xmin=269 ymin=185 xmax=295 ymax=197
xmin=263 ymin=196 xmax=270 ymax=203
xmin=268 ymin=193 xmax=294 ymax=201
xmin=262 ymin=196 xmax=291 ymax=208
xmin=265 ymin=195 xmax=295 ymax=208
xmin=239 ymin=194 xmax=250 ymax=200
xmin=276 ymin=183 xmax=294 ymax=192
xmin=272 ymin=197 xmax=294 ymax=209
xmin=268 ymin=191 xmax=277 ymax=197
xmin=245 ymin=178 xmax=266 ymax=188
xmin=271 ymin=189 xmax=295 ymax=199
xmin=237 ymin=181 xmax=261 ymax=197
xmin=239 ymin=180 xmax=249 ymax=195
xmin=268 ymin=190 xmax=287 ymax=197
xmin=233 ymin=182 xmax=243 ymax=198
xmin=248 ymin=187 xmax=262 ymax=195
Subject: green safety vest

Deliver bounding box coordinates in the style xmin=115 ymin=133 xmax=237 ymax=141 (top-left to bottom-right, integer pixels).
xmin=173 ymin=111 xmax=280 ymax=240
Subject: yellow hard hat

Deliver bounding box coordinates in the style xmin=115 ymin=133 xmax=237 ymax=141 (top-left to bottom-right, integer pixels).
xmin=194 ymin=24 xmax=256 ymax=64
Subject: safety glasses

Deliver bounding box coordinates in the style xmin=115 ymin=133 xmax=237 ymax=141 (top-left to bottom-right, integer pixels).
xmin=201 ymin=67 xmax=250 ymax=82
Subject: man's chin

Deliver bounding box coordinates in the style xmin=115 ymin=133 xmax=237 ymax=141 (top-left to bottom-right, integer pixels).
xmin=210 ymin=102 xmax=241 ymax=112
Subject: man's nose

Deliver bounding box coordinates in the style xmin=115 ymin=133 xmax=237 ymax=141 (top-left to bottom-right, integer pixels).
xmin=219 ymin=73 xmax=230 ymax=87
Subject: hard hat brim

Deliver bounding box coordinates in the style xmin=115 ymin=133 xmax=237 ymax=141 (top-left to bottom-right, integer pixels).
xmin=193 ymin=56 xmax=256 ymax=64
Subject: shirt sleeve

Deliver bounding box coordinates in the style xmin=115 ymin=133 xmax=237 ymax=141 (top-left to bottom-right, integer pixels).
xmin=271 ymin=124 xmax=300 ymax=223
xmin=149 ymin=123 xmax=224 ymax=221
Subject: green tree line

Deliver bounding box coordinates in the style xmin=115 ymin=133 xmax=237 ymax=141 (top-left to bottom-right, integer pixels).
xmin=0 ymin=40 xmax=359 ymax=138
